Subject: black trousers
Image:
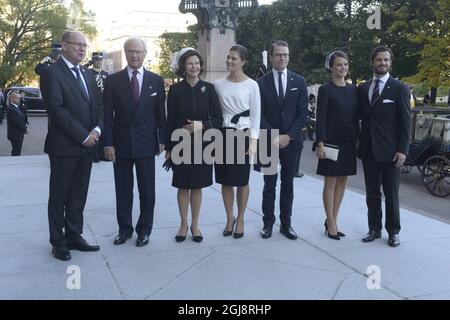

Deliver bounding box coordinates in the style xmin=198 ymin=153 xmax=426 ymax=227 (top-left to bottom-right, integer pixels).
xmin=262 ymin=147 xmax=298 ymax=227
xmin=362 ymin=147 xmax=401 ymax=235
xmin=48 ymin=154 xmax=93 ymax=246
xmin=10 ymin=138 xmax=23 ymax=156
xmin=113 ymin=157 xmax=155 ymax=237
xmin=294 ymin=145 xmax=303 ymax=175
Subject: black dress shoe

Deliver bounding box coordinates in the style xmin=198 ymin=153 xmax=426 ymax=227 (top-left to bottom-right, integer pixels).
xmin=261 ymin=225 xmax=273 ymax=239
xmin=280 ymin=225 xmax=297 ymax=240
xmin=295 ymin=173 xmax=304 ymax=178
xmin=362 ymin=230 xmax=382 ymax=242
xmin=113 ymin=233 xmax=132 ymax=245
xmin=388 ymin=234 xmax=400 ymax=247
xmin=52 ymin=245 xmax=71 ymax=261
xmin=136 ymin=235 xmax=149 ymax=247
xmin=67 ymin=237 xmax=100 ymax=251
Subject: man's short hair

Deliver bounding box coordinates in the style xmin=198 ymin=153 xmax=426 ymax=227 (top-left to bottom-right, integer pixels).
xmin=270 ymin=40 xmax=289 ymax=56
xmin=370 ymin=46 xmax=394 ymax=62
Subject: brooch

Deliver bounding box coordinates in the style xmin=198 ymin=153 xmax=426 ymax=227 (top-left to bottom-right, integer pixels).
xmin=201 ymin=86 xmax=206 ymax=93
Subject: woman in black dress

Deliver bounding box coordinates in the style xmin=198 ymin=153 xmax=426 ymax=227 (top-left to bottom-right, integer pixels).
xmin=315 ymin=51 xmax=358 ymax=240
xmin=166 ymin=49 xmax=223 ymax=243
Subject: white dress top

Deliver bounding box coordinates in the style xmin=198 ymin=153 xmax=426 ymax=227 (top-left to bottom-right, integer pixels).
xmin=214 ymin=77 xmax=261 ymax=139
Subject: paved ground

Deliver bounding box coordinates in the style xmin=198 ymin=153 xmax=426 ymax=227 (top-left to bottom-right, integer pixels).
xmin=1 ymin=155 xmax=450 ymax=300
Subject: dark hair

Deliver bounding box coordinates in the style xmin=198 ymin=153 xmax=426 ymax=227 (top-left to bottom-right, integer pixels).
xmin=370 ymin=46 xmax=394 ymax=62
xmin=270 ymin=40 xmax=289 ymax=56
xmin=229 ymin=44 xmax=249 ymax=63
xmin=177 ymin=50 xmax=205 ymax=78
xmin=326 ymin=51 xmax=349 ymax=73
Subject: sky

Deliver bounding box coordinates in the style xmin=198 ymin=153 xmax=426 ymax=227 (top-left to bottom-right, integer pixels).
xmin=83 ymin=0 xmax=276 ymax=28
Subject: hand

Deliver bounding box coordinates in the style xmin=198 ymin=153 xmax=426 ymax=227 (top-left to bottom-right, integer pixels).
xmin=393 ymin=152 xmax=406 ymax=168
xmin=272 ymin=134 xmax=290 ymax=149
xmin=157 ymin=144 xmax=165 ymax=155
xmin=104 ymin=146 xmax=116 ymax=162
xmin=278 ymin=134 xmax=291 ymax=148
xmin=165 ymin=150 xmax=171 ymax=160
xmin=246 ymin=139 xmax=258 ymax=157
xmin=316 ymin=145 xmax=326 ymax=159
xmin=82 ymin=131 xmax=98 ymax=147
xmin=182 ymin=119 xmax=203 ymax=134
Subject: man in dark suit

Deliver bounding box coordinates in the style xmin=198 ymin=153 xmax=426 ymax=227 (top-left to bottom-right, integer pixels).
xmin=257 ymin=40 xmax=308 ymax=240
xmin=40 ymin=30 xmax=104 ymax=261
xmin=358 ymin=46 xmax=411 ymax=247
xmin=6 ymin=90 xmax=28 ymax=156
xmin=103 ymin=37 xmax=166 ymax=247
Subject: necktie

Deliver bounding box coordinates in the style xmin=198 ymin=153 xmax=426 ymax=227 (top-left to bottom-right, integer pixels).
xmin=71 ymin=67 xmax=89 ymax=100
xmin=131 ymin=70 xmax=140 ymax=103
xmin=278 ymin=71 xmax=284 ymax=105
xmin=371 ymin=79 xmax=380 ymax=104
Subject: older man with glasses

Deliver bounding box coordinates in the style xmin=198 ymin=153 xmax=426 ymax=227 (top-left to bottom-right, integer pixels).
xmin=103 ymin=37 xmax=167 ymax=248
xmin=40 ymin=30 xmax=104 ymax=261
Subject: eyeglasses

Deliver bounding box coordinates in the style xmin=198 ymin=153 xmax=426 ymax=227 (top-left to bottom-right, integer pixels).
xmin=64 ymin=41 xmax=89 ymax=48
xmin=125 ymin=49 xmax=146 ymax=55
xmin=273 ymin=53 xmax=289 ymax=58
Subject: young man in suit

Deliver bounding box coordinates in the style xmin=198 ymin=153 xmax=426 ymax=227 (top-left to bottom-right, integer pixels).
xmin=40 ymin=30 xmax=104 ymax=261
xmin=358 ymin=46 xmax=411 ymax=247
xmin=103 ymin=38 xmax=166 ymax=247
xmin=6 ymin=90 xmax=28 ymax=156
xmin=257 ymin=40 xmax=308 ymax=240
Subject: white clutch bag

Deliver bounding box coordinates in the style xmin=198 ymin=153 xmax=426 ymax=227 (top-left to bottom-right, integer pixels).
xmin=323 ymin=144 xmax=339 ymax=161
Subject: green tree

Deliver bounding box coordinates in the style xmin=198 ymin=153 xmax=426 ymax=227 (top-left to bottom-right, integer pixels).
xmin=0 ymin=0 xmax=97 ymax=87
xmin=158 ymin=25 xmax=198 ymax=80
xmin=390 ymin=0 xmax=449 ymax=104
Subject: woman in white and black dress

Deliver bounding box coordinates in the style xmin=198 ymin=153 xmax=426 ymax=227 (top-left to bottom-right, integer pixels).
xmin=166 ymin=48 xmax=223 ymax=243
xmin=214 ymin=45 xmax=261 ymax=239
xmin=315 ymin=51 xmax=358 ymax=240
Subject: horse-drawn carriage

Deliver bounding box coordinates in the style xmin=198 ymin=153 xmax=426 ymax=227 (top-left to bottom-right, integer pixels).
xmin=402 ymin=107 xmax=450 ymax=197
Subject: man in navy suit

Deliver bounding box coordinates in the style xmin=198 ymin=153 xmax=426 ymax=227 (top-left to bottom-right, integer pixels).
xmin=40 ymin=30 xmax=104 ymax=261
xmin=103 ymin=37 xmax=166 ymax=247
xmin=257 ymin=40 xmax=308 ymax=240
xmin=6 ymin=90 xmax=28 ymax=156
xmin=358 ymin=46 xmax=411 ymax=247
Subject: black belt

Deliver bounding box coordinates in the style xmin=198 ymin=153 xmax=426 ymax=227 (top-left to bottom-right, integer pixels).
xmin=230 ymin=109 xmax=250 ymax=124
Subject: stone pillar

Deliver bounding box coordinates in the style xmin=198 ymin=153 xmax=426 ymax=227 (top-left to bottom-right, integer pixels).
xmin=179 ymin=0 xmax=258 ymax=82
xmin=199 ymin=28 xmax=236 ymax=82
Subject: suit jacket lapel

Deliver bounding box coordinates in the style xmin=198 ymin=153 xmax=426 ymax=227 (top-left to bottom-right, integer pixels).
xmin=373 ymin=76 xmax=393 ymax=107
xmin=119 ymin=68 xmax=138 ymax=109
xmin=58 ymin=59 xmax=90 ymax=104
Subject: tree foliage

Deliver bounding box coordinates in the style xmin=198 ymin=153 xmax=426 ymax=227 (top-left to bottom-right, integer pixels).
xmin=158 ymin=25 xmax=198 ymax=80
xmin=0 ymin=0 xmax=97 ymax=87
xmin=236 ymin=0 xmax=443 ymax=88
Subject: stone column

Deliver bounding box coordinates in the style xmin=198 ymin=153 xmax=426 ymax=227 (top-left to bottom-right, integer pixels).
xmin=179 ymin=0 xmax=258 ymax=82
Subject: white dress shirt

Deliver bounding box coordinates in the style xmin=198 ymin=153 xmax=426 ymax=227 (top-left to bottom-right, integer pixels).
xmin=127 ymin=66 xmax=144 ymax=97
xmin=369 ymin=72 xmax=390 ymax=103
xmin=61 ymin=55 xmax=101 ymax=141
xmin=272 ymin=68 xmax=287 ymax=97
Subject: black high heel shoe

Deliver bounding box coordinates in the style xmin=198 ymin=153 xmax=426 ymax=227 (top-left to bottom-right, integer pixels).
xmin=324 ymin=219 xmax=340 ymax=240
xmin=223 ymin=217 xmax=236 ymax=237
xmin=233 ymin=220 xmax=244 ymax=239
xmin=190 ymin=227 xmax=203 ymax=243
xmin=175 ymin=226 xmax=188 ymax=242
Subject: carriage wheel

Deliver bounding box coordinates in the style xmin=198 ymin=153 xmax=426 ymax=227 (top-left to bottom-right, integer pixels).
xmin=422 ymin=156 xmax=450 ymax=197
xmin=400 ymin=165 xmax=412 ymax=174
xmin=416 ymin=165 xmax=423 ymax=174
